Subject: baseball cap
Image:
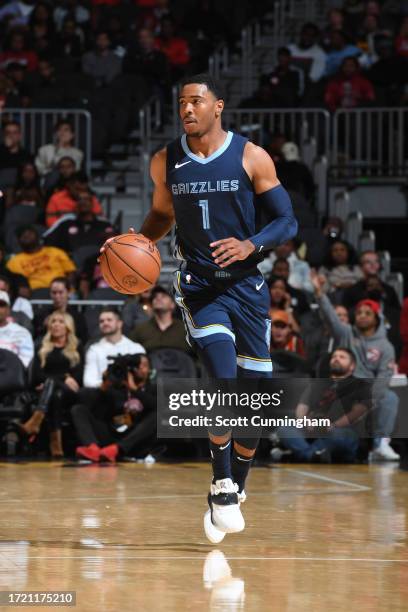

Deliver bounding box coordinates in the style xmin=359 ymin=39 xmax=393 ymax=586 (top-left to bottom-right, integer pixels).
xmin=355 ymin=299 xmax=380 ymax=314
xmin=0 ymin=290 xmax=10 ymax=306
xmin=271 ymin=310 xmax=290 ymax=325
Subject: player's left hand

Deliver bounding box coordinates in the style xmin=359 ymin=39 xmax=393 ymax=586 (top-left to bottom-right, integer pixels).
xmin=210 ymin=238 xmax=255 ymax=268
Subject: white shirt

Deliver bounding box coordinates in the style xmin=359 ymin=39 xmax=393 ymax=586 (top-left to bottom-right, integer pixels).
xmin=0 ymin=321 xmax=34 ymax=368
xmin=35 ymin=144 xmax=84 ymax=176
xmin=287 ymin=43 xmax=327 ymax=82
xmin=258 ymin=252 xmax=314 ymax=293
xmin=84 ymin=335 xmax=146 ymax=388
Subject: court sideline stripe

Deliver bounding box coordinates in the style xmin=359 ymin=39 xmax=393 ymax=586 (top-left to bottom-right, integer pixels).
xmin=286 ymin=468 xmax=371 ymax=491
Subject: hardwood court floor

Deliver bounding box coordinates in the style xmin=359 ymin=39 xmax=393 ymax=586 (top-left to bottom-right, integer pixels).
xmin=0 ymin=461 xmax=407 ymax=611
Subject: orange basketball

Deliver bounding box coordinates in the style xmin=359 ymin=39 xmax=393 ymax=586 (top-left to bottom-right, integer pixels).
xmin=100 ymin=233 xmax=161 ymax=295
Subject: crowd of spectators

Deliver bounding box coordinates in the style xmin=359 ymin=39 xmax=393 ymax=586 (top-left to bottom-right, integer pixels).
xmin=245 ymin=1 xmax=408 ymax=110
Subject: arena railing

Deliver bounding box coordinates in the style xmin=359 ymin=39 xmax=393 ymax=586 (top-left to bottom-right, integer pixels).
xmin=221 ymin=107 xmax=331 ymax=159
xmin=0 ymin=108 xmax=92 ymax=175
xmin=31 ymin=299 xmax=125 ymax=310
xmin=139 ymin=96 xmax=162 ymax=216
xmin=332 ymin=107 xmax=408 ymax=180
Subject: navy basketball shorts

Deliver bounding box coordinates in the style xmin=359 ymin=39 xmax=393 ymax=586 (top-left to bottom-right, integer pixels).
xmin=173 ymin=269 xmax=272 ymax=375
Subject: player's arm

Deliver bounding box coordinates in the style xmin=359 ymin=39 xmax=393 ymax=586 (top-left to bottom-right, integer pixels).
xmin=210 ymin=143 xmax=297 ymax=268
xmin=244 ymin=142 xmax=298 ymax=253
xmin=139 ymin=148 xmax=175 ymax=243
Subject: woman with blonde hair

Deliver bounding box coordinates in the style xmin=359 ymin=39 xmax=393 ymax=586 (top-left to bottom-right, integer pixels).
xmin=18 ymin=311 xmax=83 ymax=458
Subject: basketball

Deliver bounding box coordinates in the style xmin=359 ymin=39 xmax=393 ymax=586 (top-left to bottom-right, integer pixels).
xmin=99 ymin=233 xmax=161 ymax=295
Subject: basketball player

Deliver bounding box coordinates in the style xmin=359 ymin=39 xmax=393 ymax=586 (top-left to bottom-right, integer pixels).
xmin=103 ymin=74 xmax=297 ymax=542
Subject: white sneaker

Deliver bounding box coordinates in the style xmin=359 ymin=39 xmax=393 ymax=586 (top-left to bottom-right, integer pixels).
xmin=204 ymin=485 xmax=246 ymax=544
xmin=203 ymin=479 xmax=245 ymax=542
xmin=370 ymin=439 xmax=400 ymax=462
xmin=204 ymin=509 xmax=227 ymax=544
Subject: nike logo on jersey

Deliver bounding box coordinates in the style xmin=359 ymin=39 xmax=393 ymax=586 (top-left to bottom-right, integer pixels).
xmin=175 ymin=160 xmax=192 ymax=168
xmin=256 ymin=280 xmax=265 ymax=291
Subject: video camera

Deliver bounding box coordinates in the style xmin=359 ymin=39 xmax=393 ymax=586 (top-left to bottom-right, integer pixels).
xmin=105 ymin=354 xmax=144 ymax=388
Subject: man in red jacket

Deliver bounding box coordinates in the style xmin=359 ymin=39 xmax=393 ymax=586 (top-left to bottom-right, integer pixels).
xmin=325 ymin=56 xmax=375 ymax=112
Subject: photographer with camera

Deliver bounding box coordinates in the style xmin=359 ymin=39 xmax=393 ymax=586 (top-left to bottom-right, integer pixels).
xmin=72 ymin=353 xmax=157 ymax=463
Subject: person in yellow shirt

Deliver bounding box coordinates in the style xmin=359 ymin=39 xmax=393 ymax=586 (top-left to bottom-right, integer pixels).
xmin=6 ymin=225 xmax=76 ymax=291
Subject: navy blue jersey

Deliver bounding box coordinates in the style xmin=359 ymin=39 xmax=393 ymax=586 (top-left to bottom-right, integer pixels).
xmin=166 ymin=131 xmax=257 ymax=271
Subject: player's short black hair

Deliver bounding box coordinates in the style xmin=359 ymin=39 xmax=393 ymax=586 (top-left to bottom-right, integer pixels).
xmin=179 ymin=73 xmax=224 ymax=100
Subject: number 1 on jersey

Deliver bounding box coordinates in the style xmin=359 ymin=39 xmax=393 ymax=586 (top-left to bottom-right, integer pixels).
xmin=198 ymin=199 xmax=210 ymax=230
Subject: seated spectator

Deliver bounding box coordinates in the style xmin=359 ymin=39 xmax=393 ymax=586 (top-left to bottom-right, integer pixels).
xmin=0 ymin=242 xmax=29 ymax=298
xmin=260 ymin=47 xmax=303 ymax=108
xmin=53 ymin=16 xmax=84 ymax=66
xmin=0 ymin=288 xmax=33 ymax=367
xmin=0 ymin=275 xmax=32 ymax=331
xmin=73 ymin=353 xmax=157 ymax=463
xmin=78 ymin=255 xmax=112 ymax=299
xmin=54 ymin=1 xmax=90 ymax=31
xmin=6 ymin=225 xmax=76 ymax=291
xmin=259 ymin=239 xmax=314 ymax=294
xmin=35 ymin=120 xmax=83 ymax=177
xmin=0 ymin=121 xmax=31 ymax=175
xmin=319 ymin=239 xmax=363 ymax=295
xmin=268 ymin=275 xmax=301 ymax=332
xmin=312 ymin=271 xmax=400 ymax=461
xmin=45 ymin=172 xmax=103 ymax=228
xmin=29 ymin=1 xmax=57 ymax=57
xmin=84 ymin=308 xmax=145 ymax=388
xmin=122 ymin=289 xmax=154 ymax=334
xmin=82 ymin=31 xmax=122 ymax=87
xmin=43 ymin=191 xmax=115 ymax=259
xmin=368 ymin=37 xmax=407 ymax=106
xmin=276 ymin=348 xmax=371 ymax=463
xmin=34 ymin=276 xmax=88 ymax=343
xmin=325 ymin=30 xmax=361 ymax=77
xmin=395 ymin=16 xmax=408 ymax=58
xmin=17 ymin=311 xmax=83 ymax=458
xmin=271 ymin=258 xmax=310 ymax=317
xmin=123 ymin=28 xmax=170 ymax=95
xmin=5 ymin=61 xmax=30 ymax=104
xmin=131 ymin=285 xmax=190 ymax=353
xmin=0 ymin=1 xmax=35 ymax=28
xmin=43 ymin=156 xmax=77 ymax=198
xmin=275 ymin=142 xmax=315 ymax=202
xmin=288 ymin=23 xmax=327 ymax=83
xmin=5 ymin=161 xmax=44 ymax=213
xmin=321 ymin=8 xmax=346 ymax=51
xmin=0 ymin=29 xmax=38 ymax=72
xmin=325 ymin=56 xmax=375 ymax=112
xmin=270 ymin=310 xmax=305 ymax=356
xmin=27 ymin=58 xmax=64 ymax=108
xmin=155 ymin=16 xmax=189 ymax=79
xmin=344 ymin=251 xmax=400 ymax=311
xmin=303 ymin=303 xmax=350 ymax=366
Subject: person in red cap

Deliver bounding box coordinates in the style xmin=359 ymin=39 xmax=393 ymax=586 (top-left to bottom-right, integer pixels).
xmin=312 ymin=272 xmax=400 ymax=462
